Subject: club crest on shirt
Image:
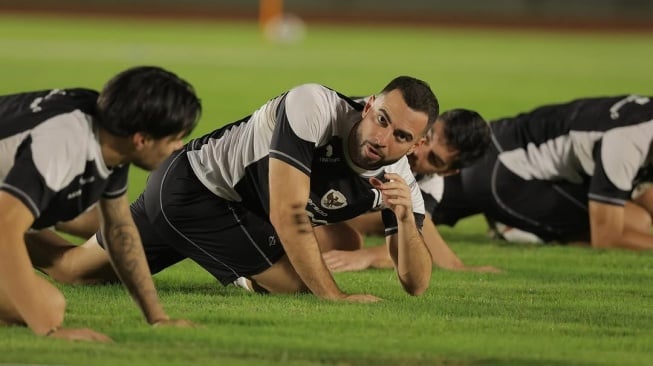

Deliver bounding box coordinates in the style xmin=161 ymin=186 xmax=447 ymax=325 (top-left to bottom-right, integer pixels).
xmin=321 ymin=189 xmax=347 ymax=209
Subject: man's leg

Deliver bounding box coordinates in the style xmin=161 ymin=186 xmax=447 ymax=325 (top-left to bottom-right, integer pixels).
xmin=29 ymin=234 xmax=118 ymax=285
xmin=314 ymin=221 xmax=367 ymax=252
xmin=249 ymin=255 xmax=307 ymax=294
xmin=54 ymin=207 xmax=100 ymax=240
xmin=488 ymin=162 xmax=592 ymax=243
xmin=26 ymin=228 xmax=119 ymax=285
xmin=344 ymin=212 xmax=385 ymax=237
xmin=632 ymin=183 xmax=653 ymax=218
xmin=27 ymin=191 xmax=185 ymax=285
xmin=0 ymin=272 xmax=66 ymax=326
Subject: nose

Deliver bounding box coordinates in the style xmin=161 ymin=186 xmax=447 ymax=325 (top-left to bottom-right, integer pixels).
xmin=374 ymin=128 xmax=393 ymax=146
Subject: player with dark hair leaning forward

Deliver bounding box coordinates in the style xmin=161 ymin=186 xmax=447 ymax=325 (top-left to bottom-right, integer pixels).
xmin=318 ymin=109 xmax=501 ymax=273
xmin=30 ymin=76 xmax=480 ymax=300
xmin=320 ymin=94 xmax=653 ymax=273
xmin=0 ymin=66 xmax=202 ymax=342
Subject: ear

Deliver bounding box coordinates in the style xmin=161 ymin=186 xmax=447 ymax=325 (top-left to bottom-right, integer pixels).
xmin=131 ymin=132 xmax=152 ymax=150
xmin=362 ymin=95 xmax=375 ymax=116
xmin=405 ymin=139 xmax=422 ymax=155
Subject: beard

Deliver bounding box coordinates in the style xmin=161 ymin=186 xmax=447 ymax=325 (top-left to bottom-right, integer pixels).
xmin=348 ymin=128 xmax=403 ymax=170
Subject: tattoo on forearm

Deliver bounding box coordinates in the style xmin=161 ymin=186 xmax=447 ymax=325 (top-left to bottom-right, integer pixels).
xmin=291 ymin=203 xmax=312 ymax=234
xmin=105 ymin=223 xmax=157 ymax=311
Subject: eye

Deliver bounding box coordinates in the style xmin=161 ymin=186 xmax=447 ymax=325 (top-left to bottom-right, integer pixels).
xmin=428 ymin=152 xmax=446 ymax=168
xmin=376 ymin=114 xmax=388 ymax=126
xmin=394 ymin=131 xmax=410 ymax=143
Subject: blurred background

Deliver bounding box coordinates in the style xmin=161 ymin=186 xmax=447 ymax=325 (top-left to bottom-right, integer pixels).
xmin=0 ymin=0 xmax=651 ymax=196
xmin=1 ymin=0 xmax=652 ymax=29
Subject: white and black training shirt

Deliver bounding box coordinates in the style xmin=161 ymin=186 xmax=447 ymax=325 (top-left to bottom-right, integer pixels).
xmin=0 ymin=88 xmax=129 ymax=229
xmin=492 ymin=95 xmax=653 ymax=206
xmin=186 ymin=83 xmax=425 ymax=234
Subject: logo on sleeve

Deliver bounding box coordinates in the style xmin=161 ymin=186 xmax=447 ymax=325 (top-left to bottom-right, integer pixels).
xmin=319 ymin=144 xmax=341 ymax=163
xmin=321 ymin=189 xmax=347 ymax=209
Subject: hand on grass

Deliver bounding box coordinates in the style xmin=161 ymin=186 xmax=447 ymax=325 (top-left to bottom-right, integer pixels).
xmin=47 ymin=327 xmax=113 ymax=343
xmin=152 ymin=318 xmax=196 ymax=328
xmin=342 ymin=294 xmax=382 ymax=303
xmin=323 ymin=250 xmax=374 ymax=273
xmin=454 ymin=265 xmax=503 ymax=274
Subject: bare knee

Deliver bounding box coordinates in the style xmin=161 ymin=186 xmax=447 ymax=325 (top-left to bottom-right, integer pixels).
xmin=0 ymin=279 xmax=66 ymax=330
xmin=47 ymin=287 xmax=67 ymax=327
xmin=315 ymin=223 xmax=364 ymax=252
xmin=49 ymin=240 xmax=117 ymax=285
xmin=251 ymin=256 xmax=308 ymax=294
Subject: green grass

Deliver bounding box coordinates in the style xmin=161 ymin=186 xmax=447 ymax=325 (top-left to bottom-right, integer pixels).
xmin=1 ymin=13 xmax=652 ymax=365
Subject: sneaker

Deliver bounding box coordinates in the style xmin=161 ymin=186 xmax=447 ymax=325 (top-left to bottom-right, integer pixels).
xmin=232 ymin=277 xmax=254 ymax=292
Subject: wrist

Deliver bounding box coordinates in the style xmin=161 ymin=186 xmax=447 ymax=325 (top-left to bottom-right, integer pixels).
xmin=148 ymin=314 xmax=170 ymax=325
xmin=321 ymin=291 xmax=347 ymax=301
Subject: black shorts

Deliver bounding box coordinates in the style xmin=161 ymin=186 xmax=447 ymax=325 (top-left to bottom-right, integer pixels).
xmin=97 ymin=150 xmax=285 ymax=285
xmin=463 ymin=148 xmax=591 ymax=242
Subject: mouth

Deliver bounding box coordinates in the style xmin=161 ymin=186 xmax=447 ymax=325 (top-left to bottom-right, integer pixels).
xmin=364 ymin=144 xmax=382 ymax=161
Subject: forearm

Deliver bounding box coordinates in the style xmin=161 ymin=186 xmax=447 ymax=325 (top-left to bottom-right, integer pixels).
xmin=0 ymin=193 xmax=64 ymax=334
xmin=100 ymin=204 xmax=167 ymax=324
xmin=0 ymin=234 xmax=62 ymax=334
xmin=421 ymin=218 xmax=464 ymax=270
xmin=590 ymin=201 xmax=653 ymax=250
xmin=367 ymin=245 xmax=394 ymax=269
xmin=593 ymin=228 xmax=653 ymax=250
xmin=393 ymin=217 xmax=432 ymax=295
xmin=274 ymin=219 xmax=345 ymax=300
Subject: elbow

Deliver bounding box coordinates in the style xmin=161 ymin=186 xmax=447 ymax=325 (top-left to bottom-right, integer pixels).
xmin=33 ymin=286 xmax=66 ymax=335
xmin=591 ymin=240 xmax=614 ymax=249
xmin=401 ymin=278 xmax=430 ymax=296
xmin=269 ymin=202 xmax=311 ymax=235
xmin=590 ymin=233 xmax=621 ymax=249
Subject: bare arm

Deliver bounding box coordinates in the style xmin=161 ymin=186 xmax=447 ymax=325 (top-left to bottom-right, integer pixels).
xmin=322 ymin=211 xmax=500 ymax=273
xmin=375 ymin=173 xmax=431 ymax=295
xmin=0 ymin=192 xmax=111 ymax=341
xmin=323 ymin=245 xmax=394 ymax=272
xmin=589 ymin=200 xmax=653 ymax=250
xmin=422 ymin=216 xmax=501 ymax=273
xmin=98 ymin=195 xmax=192 ymax=325
xmin=268 ymin=158 xmax=379 ymax=302
xmin=0 ymin=192 xmax=65 ymax=334
xmin=54 ymin=206 xmax=100 ymax=239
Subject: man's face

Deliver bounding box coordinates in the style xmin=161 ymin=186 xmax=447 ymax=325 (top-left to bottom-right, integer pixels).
xmin=348 ymin=89 xmax=427 ymax=170
xmin=131 ymin=132 xmax=185 ymax=171
xmin=407 ymin=119 xmax=459 ymax=176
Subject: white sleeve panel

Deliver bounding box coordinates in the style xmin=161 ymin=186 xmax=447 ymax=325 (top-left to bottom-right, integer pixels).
xmin=418 ymin=174 xmax=445 ymax=203
xmin=601 ymin=119 xmax=653 ymax=191
xmin=30 ymin=111 xmax=90 ymax=191
xmin=284 ymin=84 xmax=339 ymax=146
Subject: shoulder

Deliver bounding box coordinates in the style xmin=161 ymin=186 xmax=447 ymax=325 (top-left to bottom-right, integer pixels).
xmin=285 ymin=84 xmax=338 ymax=108
xmin=30 ymin=111 xmax=94 ymax=185
xmin=418 ymin=174 xmax=445 ymax=202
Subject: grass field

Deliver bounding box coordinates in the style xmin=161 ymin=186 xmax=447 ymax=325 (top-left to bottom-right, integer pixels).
xmin=1 ymin=13 xmax=652 ymax=365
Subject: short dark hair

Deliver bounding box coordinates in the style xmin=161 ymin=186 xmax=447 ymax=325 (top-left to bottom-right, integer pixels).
xmin=96 ymin=66 xmax=201 ymax=138
xmin=436 ymin=109 xmax=490 ymax=170
xmin=380 ymin=76 xmax=439 ymax=131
